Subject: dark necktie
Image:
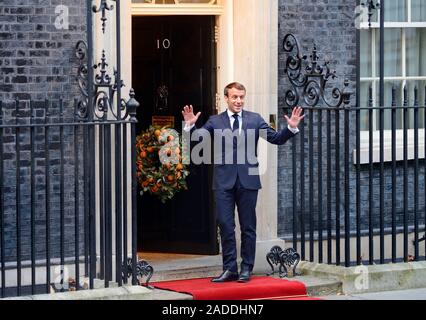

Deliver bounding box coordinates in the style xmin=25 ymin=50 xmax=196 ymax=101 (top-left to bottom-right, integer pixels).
xmin=232 ymin=114 xmax=239 ymax=133
xmin=232 ymin=114 xmax=239 ymax=162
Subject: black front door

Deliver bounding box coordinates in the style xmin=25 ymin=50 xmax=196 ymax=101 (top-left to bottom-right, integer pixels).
xmin=132 ymin=15 xmax=218 ymax=255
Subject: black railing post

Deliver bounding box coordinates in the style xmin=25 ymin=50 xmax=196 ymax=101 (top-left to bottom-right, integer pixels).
xmin=60 ymin=99 xmax=65 ymax=292
xmin=318 ymin=108 xmax=323 ymax=264
xmin=122 ymin=122 xmax=129 ymax=284
xmin=30 ymin=100 xmax=36 ymax=295
xmin=368 ymin=86 xmax=374 ymax=265
xmin=335 ymin=106 xmax=341 ymax=266
xmin=309 ymin=107 xmax=314 ymax=262
xmin=44 ymin=99 xmax=51 ymax=294
xmin=300 ymin=123 xmax=306 ymax=261
xmin=414 ymin=87 xmax=419 ymax=261
xmin=327 ymin=108 xmax=332 ymax=264
xmin=391 ymin=86 xmax=397 ymax=263
xmin=424 ymin=86 xmax=426 ymax=261
xmin=115 ymin=0 xmax=124 ymax=287
xmin=86 ymin=0 xmax=97 ymax=290
xmin=15 ymin=98 xmax=21 ymax=296
xmin=126 ymin=89 xmax=139 ymax=285
xmin=292 ymin=132 xmax=298 ymax=252
xmin=73 ymin=99 xmax=80 ymax=291
xmin=99 ymin=121 xmax=105 ymax=282
xmin=343 ymin=87 xmax=351 ymax=267
xmin=355 ymin=3 xmax=362 ymax=266
xmin=0 ymin=100 xmax=4 ymax=298
xmin=403 ymin=86 xmax=409 ymax=262
xmin=104 ymin=109 xmax=112 ymax=288
xmin=379 ymin=0 xmax=385 ymax=265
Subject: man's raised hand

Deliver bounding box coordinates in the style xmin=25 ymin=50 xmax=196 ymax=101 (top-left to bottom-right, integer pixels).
xmin=285 ymin=106 xmax=305 ymax=129
xmin=182 ymin=105 xmax=201 ymax=127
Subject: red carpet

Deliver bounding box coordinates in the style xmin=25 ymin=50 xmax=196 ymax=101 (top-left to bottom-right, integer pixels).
xmin=153 ymin=276 xmax=316 ymax=300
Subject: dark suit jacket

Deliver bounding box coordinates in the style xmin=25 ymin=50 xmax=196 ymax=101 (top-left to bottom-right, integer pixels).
xmin=195 ymin=110 xmax=295 ymax=191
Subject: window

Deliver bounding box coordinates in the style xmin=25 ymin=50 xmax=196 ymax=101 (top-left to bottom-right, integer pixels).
xmin=360 ymin=0 xmax=426 ymax=131
xmin=131 ymin=0 xmax=223 ymax=15
xmin=132 ymin=0 xmax=218 ymax=4
xmin=356 ymin=0 xmax=426 ymax=164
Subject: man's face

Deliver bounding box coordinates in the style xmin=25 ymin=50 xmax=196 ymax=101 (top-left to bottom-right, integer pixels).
xmin=224 ymin=88 xmax=246 ymax=114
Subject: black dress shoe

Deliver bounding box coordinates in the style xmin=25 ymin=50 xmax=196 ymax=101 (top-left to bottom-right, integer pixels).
xmin=211 ymin=270 xmax=239 ymax=283
xmin=237 ymin=270 xmax=251 ymax=283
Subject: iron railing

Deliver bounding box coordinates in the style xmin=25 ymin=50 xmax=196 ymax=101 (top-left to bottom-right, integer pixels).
xmin=282 ymin=33 xmax=426 ymax=267
xmin=0 ymin=96 xmax=139 ymax=298
xmin=0 ymin=0 xmax=144 ymax=298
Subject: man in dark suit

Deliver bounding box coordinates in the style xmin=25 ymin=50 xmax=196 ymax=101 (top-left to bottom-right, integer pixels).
xmin=182 ymin=82 xmax=304 ymax=283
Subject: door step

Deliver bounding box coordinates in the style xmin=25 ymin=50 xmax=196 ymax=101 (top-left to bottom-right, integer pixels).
xmin=143 ymin=255 xmax=342 ymax=298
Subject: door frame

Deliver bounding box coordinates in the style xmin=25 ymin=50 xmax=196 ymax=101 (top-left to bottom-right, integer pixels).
xmin=120 ymin=0 xmax=284 ymax=270
xmin=132 ymin=14 xmax=218 ymax=254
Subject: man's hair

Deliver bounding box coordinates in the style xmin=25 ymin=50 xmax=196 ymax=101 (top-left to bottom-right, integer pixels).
xmin=224 ymin=82 xmax=246 ymax=97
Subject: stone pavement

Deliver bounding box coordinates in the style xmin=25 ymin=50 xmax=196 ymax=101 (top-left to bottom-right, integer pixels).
xmin=322 ymin=288 xmax=426 ymax=300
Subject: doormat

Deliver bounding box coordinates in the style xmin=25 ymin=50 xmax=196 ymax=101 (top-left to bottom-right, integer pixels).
xmin=153 ymin=276 xmax=320 ymax=300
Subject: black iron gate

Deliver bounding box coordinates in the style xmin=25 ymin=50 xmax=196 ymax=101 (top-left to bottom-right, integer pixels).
xmin=0 ymin=0 xmax=140 ymax=298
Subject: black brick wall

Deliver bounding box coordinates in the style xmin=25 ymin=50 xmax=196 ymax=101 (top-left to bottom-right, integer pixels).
xmin=0 ymin=0 xmax=86 ymax=102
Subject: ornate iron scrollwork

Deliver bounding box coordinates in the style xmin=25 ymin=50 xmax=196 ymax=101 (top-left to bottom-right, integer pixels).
xmin=76 ymin=1 xmax=131 ymax=122
xmin=282 ymin=33 xmax=351 ymax=110
xmin=123 ymin=258 xmax=154 ymax=289
xmin=91 ymin=51 xmax=126 ymax=121
xmin=75 ymin=40 xmax=89 ymax=120
xmin=361 ymin=0 xmax=380 ymax=28
xmin=267 ymin=246 xmax=301 ymax=278
xmin=92 ymin=0 xmax=115 ymax=34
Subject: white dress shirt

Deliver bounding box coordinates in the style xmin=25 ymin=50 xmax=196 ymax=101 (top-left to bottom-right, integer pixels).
xmin=228 ymin=109 xmax=242 ymax=135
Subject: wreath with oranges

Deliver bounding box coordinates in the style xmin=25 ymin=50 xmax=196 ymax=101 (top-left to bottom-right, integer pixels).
xmin=136 ymin=126 xmax=190 ymax=203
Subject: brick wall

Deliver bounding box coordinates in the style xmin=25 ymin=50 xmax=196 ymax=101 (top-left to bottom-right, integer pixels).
xmin=0 ymin=0 xmax=86 ymax=101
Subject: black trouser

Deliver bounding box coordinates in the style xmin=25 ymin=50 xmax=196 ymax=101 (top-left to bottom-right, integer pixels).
xmin=214 ymin=177 xmax=259 ymax=273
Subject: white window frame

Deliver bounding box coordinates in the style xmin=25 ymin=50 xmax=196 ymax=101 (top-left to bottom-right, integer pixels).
xmin=356 ymin=0 xmax=426 ymax=164
xmin=131 ymin=0 xmax=224 ymax=15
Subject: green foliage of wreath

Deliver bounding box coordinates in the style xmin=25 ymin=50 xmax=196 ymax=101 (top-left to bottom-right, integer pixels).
xmin=136 ymin=126 xmax=190 ymax=203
